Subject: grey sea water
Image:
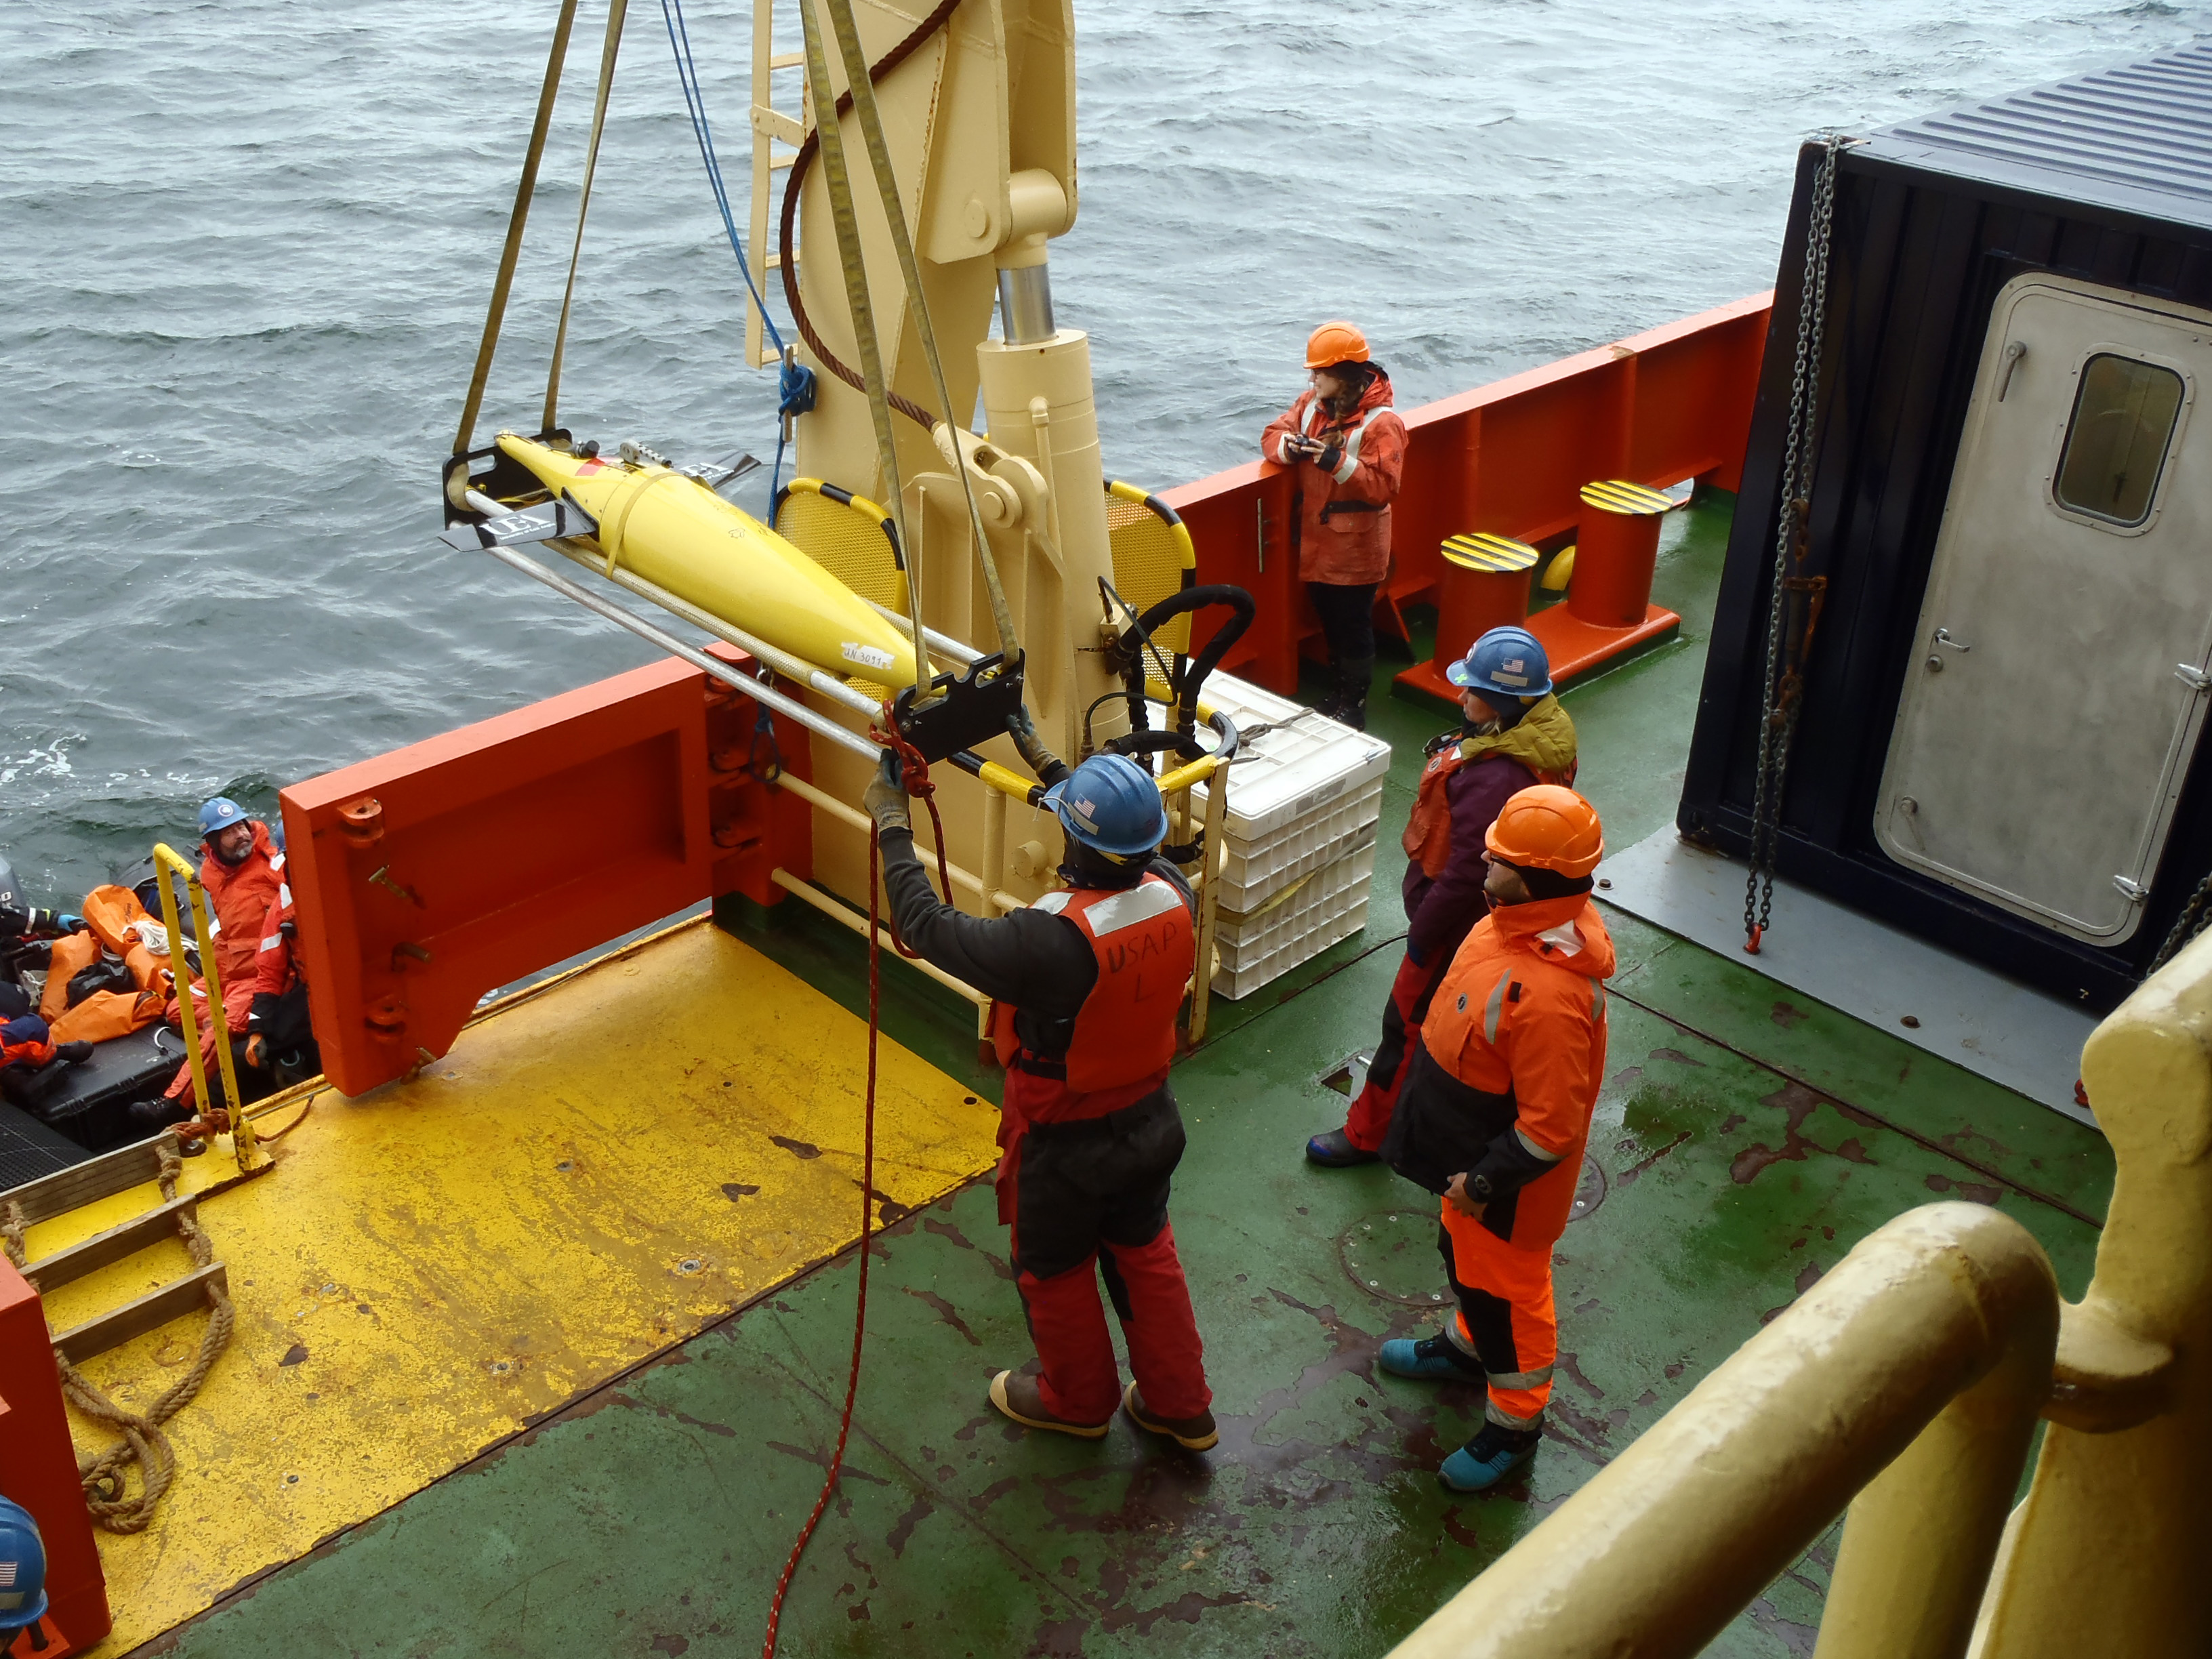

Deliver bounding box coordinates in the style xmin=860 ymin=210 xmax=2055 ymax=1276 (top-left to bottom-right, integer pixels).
xmin=4 ymin=0 xmax=2207 ymax=901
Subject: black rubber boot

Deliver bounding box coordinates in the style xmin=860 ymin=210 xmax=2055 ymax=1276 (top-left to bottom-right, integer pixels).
xmin=1311 ymin=653 xmax=1345 ymax=720
xmin=1334 ymin=655 xmax=1374 ymax=731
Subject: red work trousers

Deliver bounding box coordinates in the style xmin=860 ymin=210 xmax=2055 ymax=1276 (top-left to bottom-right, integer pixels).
xmin=1439 ymin=1202 xmax=1557 ymax=1429
xmin=1343 ymin=949 xmax=1452 ymax=1151
xmin=1004 ymin=1088 xmax=1210 ymax=1425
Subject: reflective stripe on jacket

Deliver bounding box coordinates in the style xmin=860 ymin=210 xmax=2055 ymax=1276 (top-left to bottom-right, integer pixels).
xmin=1411 ymin=895 xmax=1616 ymax=1248
xmin=1260 ymin=372 xmax=1407 ymax=585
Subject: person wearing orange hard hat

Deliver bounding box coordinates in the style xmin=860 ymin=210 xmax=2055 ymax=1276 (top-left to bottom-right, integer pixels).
xmin=1260 ymin=320 xmax=1408 ymax=729
xmin=1373 ymin=785 xmax=1614 ymax=1495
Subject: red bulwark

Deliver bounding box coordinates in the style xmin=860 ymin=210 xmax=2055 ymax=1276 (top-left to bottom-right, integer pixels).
xmin=281 ymin=645 xmax=814 ymax=1097
xmin=0 ymin=1262 xmax=110 ymax=1656
xmin=1162 ymin=292 xmax=1769 ymax=695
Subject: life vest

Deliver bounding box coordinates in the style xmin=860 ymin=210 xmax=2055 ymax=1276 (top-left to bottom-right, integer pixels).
xmin=989 ymin=876 xmax=1197 ymax=1097
xmin=1403 ymin=741 xmax=1578 ymax=880
xmin=1 ymin=1015 xmax=56 ymax=1070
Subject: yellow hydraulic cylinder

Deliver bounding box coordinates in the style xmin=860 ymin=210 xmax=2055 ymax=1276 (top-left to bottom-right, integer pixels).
xmin=1971 ymin=928 xmax=2212 ymax=1659
xmin=496 ymin=432 xmax=922 ymax=687
xmin=974 ymin=329 xmax=1120 ymax=761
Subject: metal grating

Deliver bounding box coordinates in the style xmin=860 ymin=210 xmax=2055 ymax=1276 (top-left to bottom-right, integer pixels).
xmin=1871 ymin=44 xmax=2212 ymax=224
xmin=0 ymin=1101 xmax=91 ymax=1193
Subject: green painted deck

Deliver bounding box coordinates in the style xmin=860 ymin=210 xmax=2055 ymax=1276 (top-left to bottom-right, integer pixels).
xmin=152 ymin=494 xmax=2114 ymax=1658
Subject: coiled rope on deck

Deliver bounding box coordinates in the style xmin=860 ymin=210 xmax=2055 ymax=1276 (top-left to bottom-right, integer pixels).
xmin=3 ymin=1135 xmax=235 ymax=1534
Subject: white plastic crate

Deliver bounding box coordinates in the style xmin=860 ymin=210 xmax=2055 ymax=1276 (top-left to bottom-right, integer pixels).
xmin=1212 ymin=888 xmax=1370 ymax=998
xmin=1218 ymin=783 xmax=1383 ymax=909
xmin=1216 ymin=844 xmax=1378 ymax=946
xmin=1189 ymin=674 xmax=1392 ymax=844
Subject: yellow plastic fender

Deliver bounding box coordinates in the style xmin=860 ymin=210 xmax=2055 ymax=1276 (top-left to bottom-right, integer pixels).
xmin=497 ymin=433 xmax=924 ymax=688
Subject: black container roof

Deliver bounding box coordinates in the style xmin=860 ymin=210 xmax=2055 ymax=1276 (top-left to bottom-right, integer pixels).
xmin=1864 ymin=41 xmax=2212 ymax=230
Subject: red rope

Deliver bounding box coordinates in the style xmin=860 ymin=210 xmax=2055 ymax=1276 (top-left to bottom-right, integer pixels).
xmin=760 ymin=825 xmax=884 ymax=1658
xmin=871 ymin=705 xmax=954 ymax=960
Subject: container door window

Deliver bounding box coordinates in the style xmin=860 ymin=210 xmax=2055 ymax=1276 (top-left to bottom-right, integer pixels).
xmin=1877 ymin=275 xmax=2212 ymax=945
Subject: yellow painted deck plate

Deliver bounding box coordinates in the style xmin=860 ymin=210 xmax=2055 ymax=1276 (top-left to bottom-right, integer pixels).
xmin=18 ymin=921 xmax=998 ymax=1655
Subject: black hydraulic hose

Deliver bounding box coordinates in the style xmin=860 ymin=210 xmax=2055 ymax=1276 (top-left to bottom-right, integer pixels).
xmin=1135 ymin=584 xmax=1255 ymax=741
xmin=777 ymin=0 xmax=963 ymax=430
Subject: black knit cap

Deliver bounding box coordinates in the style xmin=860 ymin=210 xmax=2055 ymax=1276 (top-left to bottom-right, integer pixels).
xmin=1497 ymin=859 xmax=1593 ymax=901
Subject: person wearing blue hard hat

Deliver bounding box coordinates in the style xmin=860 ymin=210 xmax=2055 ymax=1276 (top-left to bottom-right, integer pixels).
xmin=863 ymin=747 xmax=1218 ymax=1452
xmin=1305 ymin=625 xmax=1581 ymax=1167
xmin=0 ymin=1495 xmax=50 ymax=1639
xmin=133 ymin=794 xmax=293 ymax=1133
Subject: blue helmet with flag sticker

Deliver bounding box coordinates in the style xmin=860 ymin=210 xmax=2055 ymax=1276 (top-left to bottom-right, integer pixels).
xmin=198 ymin=796 xmax=247 ymax=838
xmin=1043 ymin=754 xmax=1170 ymax=861
xmin=1446 ymin=626 xmax=1553 ymax=700
xmin=0 ymin=1496 xmax=49 ymax=1635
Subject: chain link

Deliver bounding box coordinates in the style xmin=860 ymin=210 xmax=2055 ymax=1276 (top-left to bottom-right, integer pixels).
xmin=1744 ymin=134 xmax=1846 ymax=951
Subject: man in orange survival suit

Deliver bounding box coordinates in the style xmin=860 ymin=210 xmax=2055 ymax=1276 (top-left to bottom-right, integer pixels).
xmin=863 ymin=750 xmax=1216 ymax=1451
xmin=148 ymin=796 xmax=287 ymax=1122
xmin=1377 ymin=785 xmax=1612 ymax=1492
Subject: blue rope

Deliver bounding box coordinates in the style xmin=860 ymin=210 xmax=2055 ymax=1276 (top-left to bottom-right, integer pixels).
xmin=660 ymin=0 xmax=816 ymax=501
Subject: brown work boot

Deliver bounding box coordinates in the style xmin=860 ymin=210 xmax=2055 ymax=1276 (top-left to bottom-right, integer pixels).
xmin=988 ymin=1369 xmax=1111 ymax=1439
xmin=1122 ymin=1380 xmax=1219 ymax=1451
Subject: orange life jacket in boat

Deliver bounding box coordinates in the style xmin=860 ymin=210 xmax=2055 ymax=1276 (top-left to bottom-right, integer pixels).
xmin=989 ymin=876 xmax=1197 ymax=1097
xmin=1 ymin=1017 xmax=57 ymax=1070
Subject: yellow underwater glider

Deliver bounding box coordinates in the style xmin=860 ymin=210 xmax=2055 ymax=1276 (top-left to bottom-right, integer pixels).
xmin=449 ymin=432 xmax=924 ymax=690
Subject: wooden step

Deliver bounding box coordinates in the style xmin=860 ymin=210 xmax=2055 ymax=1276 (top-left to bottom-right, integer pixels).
xmin=50 ymin=1261 xmax=228 ymax=1366
xmin=18 ymin=1191 xmax=200 ymax=1294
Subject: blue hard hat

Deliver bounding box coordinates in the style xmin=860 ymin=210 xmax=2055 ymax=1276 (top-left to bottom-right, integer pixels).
xmin=199 ymin=797 xmax=247 ymax=838
xmin=0 ymin=1496 xmax=49 ymax=1635
xmin=1044 ymin=754 xmax=1170 ymax=861
xmin=1446 ymin=626 xmax=1553 ymax=699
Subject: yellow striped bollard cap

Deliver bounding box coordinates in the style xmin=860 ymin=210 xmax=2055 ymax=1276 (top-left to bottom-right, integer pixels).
xmin=1441 ymin=532 xmax=1540 ymax=573
xmin=1579 ymin=479 xmax=1675 ymax=516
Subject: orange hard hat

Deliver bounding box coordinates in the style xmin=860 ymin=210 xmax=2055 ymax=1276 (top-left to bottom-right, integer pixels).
xmin=1306 ymin=320 xmax=1370 ymax=369
xmin=1485 ymin=785 xmax=1605 ymax=878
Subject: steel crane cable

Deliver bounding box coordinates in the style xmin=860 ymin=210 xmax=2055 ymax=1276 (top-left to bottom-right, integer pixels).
xmin=453 ymin=0 xmax=582 ymax=456
xmin=1743 ymin=134 xmax=1845 ymax=955
xmin=794 ymin=0 xmax=930 ymax=701
xmin=775 ymin=0 xmax=964 ymax=432
xmin=542 ymin=0 xmax=632 ymax=435
xmin=816 ymin=0 xmax=1023 ymax=676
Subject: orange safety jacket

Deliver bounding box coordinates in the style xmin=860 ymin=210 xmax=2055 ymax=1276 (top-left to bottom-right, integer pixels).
xmin=1404 ymin=747 xmax=1579 ymax=881
xmin=1 ymin=1020 xmax=57 ymax=1070
xmin=1261 ymin=371 xmax=1407 ymax=586
xmin=199 ymin=821 xmax=285 ymax=998
xmin=1392 ymin=894 xmax=1615 ymax=1249
xmin=990 ymin=875 xmax=1197 ymax=1109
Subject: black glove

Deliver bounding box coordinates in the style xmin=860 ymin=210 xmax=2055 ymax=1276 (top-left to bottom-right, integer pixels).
xmin=57 ymin=1041 xmax=94 ymax=1065
xmin=1315 ymin=443 xmax=1344 ymax=474
xmin=861 ymin=749 xmax=912 ymax=834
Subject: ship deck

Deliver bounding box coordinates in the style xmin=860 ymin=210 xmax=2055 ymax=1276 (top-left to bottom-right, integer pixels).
xmin=59 ymin=490 xmax=2114 ymax=1658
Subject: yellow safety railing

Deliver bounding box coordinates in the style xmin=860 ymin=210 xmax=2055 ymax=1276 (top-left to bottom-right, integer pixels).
xmin=151 ymin=844 xmax=261 ymax=1172
xmin=1386 ymin=926 xmax=2212 ymax=1659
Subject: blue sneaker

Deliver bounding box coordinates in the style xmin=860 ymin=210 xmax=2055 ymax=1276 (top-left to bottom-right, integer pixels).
xmin=1379 ymin=1333 xmax=1485 ymax=1382
xmin=1439 ymin=1422 xmax=1542 ymax=1493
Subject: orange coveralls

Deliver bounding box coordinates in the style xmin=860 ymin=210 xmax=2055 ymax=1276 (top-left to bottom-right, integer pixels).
xmin=1406 ymin=893 xmax=1614 ymax=1429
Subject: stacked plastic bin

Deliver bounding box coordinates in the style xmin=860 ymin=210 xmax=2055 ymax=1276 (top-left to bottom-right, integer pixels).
xmin=1187 ymin=674 xmax=1392 ymax=998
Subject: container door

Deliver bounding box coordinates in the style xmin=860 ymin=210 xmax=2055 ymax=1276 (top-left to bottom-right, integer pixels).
xmin=1876 ymin=274 xmax=2212 ymax=945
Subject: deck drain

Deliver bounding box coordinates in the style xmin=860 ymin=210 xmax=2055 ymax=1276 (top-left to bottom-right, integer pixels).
xmin=1339 ymin=1210 xmax=1448 ymax=1306
xmin=1317 ymin=1052 xmax=1375 ymax=1097
xmin=1570 ymin=1155 xmax=1607 ymax=1223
